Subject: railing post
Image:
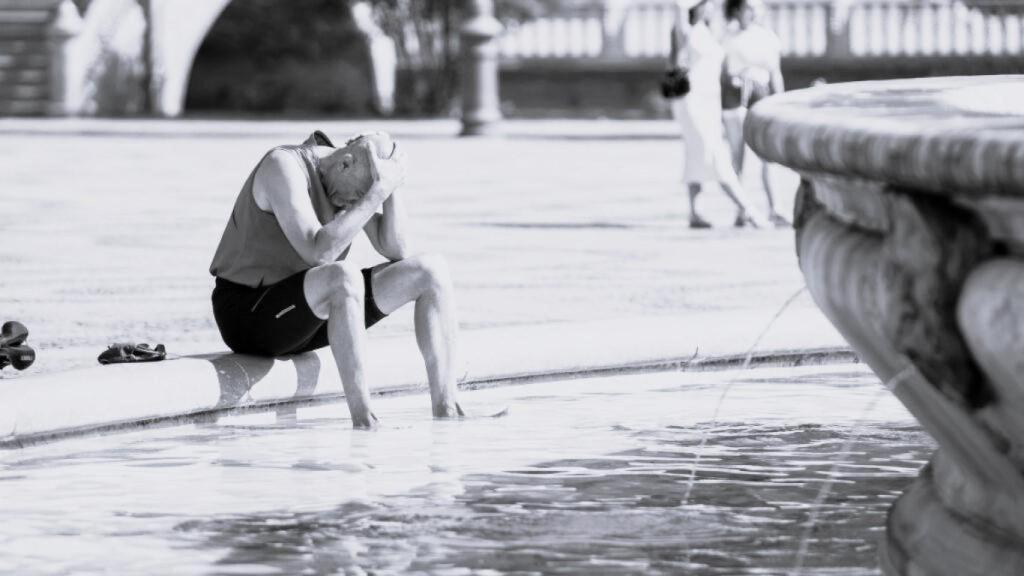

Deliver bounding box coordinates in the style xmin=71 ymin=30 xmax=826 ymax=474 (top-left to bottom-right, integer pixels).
xmin=460 ymin=0 xmax=503 ymax=136
xmin=825 ymin=1 xmax=852 ymax=59
xmin=46 ymin=0 xmax=83 ymax=116
xmin=601 ymin=2 xmax=627 ymax=59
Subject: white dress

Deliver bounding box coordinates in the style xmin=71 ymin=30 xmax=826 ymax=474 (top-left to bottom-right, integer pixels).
xmin=671 ymin=23 xmax=740 ymax=188
xmin=723 ymin=23 xmax=781 ymax=89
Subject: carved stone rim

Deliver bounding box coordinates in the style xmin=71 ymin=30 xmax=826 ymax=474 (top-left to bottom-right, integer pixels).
xmin=746 ymin=76 xmax=1024 ymax=198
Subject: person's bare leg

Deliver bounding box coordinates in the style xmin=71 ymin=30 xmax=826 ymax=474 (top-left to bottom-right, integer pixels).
xmin=762 ymin=162 xmax=790 ymax=226
xmin=720 ymin=180 xmax=767 ymax=228
xmin=723 ymin=108 xmax=746 ymax=175
xmin=304 ymin=261 xmax=377 ymax=428
xmin=369 ymin=253 xmax=463 ymax=418
xmin=688 ymin=183 xmax=711 ymax=228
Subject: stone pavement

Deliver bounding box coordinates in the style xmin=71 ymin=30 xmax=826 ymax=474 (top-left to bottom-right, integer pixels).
xmin=0 ymin=118 xmax=829 ymax=378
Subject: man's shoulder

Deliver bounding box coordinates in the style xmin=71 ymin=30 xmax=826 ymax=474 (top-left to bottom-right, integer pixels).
xmin=259 ymin=147 xmax=307 ymax=179
xmin=254 ymin=148 xmax=310 ymax=207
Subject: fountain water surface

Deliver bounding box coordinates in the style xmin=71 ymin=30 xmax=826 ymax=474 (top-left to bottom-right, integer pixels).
xmin=0 ymin=364 xmax=927 ymax=575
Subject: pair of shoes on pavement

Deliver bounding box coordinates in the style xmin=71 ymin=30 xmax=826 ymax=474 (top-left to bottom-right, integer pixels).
xmin=98 ymin=343 xmax=166 ymax=365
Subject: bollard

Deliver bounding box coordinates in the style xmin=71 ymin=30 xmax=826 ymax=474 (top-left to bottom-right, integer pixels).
xmin=459 ymin=0 xmax=503 ymax=137
xmin=46 ymin=0 xmax=83 ymax=116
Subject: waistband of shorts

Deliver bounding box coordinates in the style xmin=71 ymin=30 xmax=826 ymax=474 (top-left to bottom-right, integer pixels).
xmin=214 ymin=276 xmax=258 ymax=292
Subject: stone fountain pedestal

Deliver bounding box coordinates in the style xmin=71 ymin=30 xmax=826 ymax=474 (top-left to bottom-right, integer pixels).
xmin=746 ymin=76 xmax=1024 ymax=575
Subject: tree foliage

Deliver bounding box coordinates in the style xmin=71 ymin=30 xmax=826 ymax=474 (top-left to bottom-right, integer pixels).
xmin=367 ymin=0 xmax=568 ymax=114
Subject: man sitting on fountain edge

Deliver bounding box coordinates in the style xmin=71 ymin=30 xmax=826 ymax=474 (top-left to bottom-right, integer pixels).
xmin=209 ymin=131 xmax=463 ymax=428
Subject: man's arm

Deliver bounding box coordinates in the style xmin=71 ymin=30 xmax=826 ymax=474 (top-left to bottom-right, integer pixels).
xmin=256 ymin=149 xmax=391 ymax=266
xmin=364 ymin=191 xmax=410 ymax=261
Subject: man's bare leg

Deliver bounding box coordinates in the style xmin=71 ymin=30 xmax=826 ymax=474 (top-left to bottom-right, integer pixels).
xmin=369 ymin=253 xmax=463 ymax=418
xmin=304 ymin=261 xmax=377 ymax=428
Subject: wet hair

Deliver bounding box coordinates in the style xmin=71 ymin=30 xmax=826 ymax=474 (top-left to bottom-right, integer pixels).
xmin=724 ymin=0 xmax=747 ymax=21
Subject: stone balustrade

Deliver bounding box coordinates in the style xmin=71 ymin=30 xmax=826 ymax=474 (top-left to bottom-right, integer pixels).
xmin=746 ymin=75 xmax=1024 ymax=575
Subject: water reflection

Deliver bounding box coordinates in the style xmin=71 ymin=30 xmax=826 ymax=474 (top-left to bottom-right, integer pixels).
xmin=173 ymin=421 xmax=927 ymax=575
xmin=0 ymin=365 xmax=932 ymax=575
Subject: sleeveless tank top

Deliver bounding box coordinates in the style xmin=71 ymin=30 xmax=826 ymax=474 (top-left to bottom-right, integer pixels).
xmin=209 ymin=131 xmax=346 ymax=287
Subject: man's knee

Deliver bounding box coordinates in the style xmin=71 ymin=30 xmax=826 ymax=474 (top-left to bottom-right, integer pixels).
xmin=322 ymin=261 xmax=364 ymax=306
xmin=413 ymin=253 xmax=452 ymax=294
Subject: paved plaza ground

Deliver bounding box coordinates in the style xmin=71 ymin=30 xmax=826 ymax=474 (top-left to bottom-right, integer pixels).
xmin=0 ymin=119 xmax=819 ymax=376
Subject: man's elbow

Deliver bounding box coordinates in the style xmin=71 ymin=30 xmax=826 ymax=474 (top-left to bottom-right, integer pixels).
xmin=384 ymin=240 xmax=411 ymax=261
xmin=308 ymin=229 xmax=351 ymax=267
xmin=310 ymin=253 xmax=336 ymax=267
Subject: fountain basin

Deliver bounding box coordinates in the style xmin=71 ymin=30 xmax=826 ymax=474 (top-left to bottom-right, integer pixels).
xmin=747 ymin=75 xmax=1024 ymax=575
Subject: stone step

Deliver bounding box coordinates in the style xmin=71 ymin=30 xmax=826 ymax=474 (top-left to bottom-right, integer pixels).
xmin=0 ymin=67 xmax=46 ymax=83
xmin=0 ymin=84 xmax=48 ymax=100
xmin=0 ymin=39 xmax=49 ymax=55
xmin=0 ymin=1 xmax=63 ymax=14
xmin=0 ymin=53 xmax=48 ymax=68
xmin=0 ymin=23 xmax=49 ymax=39
xmin=0 ymin=9 xmax=52 ymax=24
xmin=0 ymin=0 xmax=63 ymax=7
xmin=0 ymin=99 xmax=48 ymax=116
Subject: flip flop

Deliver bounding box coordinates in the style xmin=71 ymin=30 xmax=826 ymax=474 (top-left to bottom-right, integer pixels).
xmin=0 ymin=321 xmax=35 ymax=371
xmin=689 ymin=216 xmax=713 ymax=229
xmin=0 ymin=321 xmax=29 ymax=348
xmin=98 ymin=343 xmax=167 ymax=365
xmin=0 ymin=344 xmax=35 ymax=371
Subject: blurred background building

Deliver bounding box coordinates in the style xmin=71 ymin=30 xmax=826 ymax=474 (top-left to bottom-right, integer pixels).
xmin=1 ymin=0 xmax=1022 ymax=119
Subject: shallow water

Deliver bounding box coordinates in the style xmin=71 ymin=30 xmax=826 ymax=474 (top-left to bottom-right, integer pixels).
xmin=0 ymin=364 xmax=933 ymax=575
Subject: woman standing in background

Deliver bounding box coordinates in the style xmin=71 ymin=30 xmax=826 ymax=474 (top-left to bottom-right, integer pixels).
xmin=669 ymin=0 xmax=764 ymax=229
xmin=721 ymin=0 xmax=790 ymax=226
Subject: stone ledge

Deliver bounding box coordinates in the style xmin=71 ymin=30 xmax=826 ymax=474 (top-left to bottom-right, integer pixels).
xmin=0 ymin=310 xmax=847 ymax=448
xmin=746 ymin=75 xmax=1024 ymax=197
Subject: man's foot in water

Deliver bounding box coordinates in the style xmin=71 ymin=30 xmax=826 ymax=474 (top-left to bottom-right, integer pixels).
xmin=434 ymin=401 xmax=466 ymax=419
xmin=435 ymin=402 xmax=509 ymax=419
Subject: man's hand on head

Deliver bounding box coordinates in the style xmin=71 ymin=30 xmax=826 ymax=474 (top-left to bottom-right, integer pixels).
xmin=366 ymin=139 xmax=407 ymax=199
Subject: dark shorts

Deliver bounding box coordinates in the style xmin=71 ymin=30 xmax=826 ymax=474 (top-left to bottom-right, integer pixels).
xmin=721 ymin=72 xmax=771 ymax=110
xmin=212 ymin=268 xmax=387 ymax=356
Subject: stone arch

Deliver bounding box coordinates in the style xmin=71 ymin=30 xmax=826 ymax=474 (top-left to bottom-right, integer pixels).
xmin=184 ymin=1 xmax=374 ymax=114
xmin=148 ymin=0 xmax=233 ymax=116
xmin=71 ymin=0 xmax=393 ymax=116
xmin=72 ymin=0 xmax=231 ymax=115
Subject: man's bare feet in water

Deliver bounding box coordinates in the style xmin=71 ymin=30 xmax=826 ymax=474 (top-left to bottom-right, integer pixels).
xmin=436 ymin=402 xmax=510 ymax=420
xmin=352 ymin=411 xmax=381 ymax=430
xmin=434 ymin=401 xmax=466 ymax=419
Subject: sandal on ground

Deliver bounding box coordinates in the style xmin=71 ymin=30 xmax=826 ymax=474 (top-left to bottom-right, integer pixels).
xmin=689 ymin=216 xmax=712 ymax=229
xmin=98 ymin=343 xmax=167 ymax=365
xmin=733 ymin=212 xmax=763 ymax=229
xmin=769 ymin=212 xmax=792 ymax=228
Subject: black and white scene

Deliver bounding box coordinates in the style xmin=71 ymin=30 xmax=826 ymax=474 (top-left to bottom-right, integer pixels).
xmin=1 ymin=0 xmax=1022 ymax=574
